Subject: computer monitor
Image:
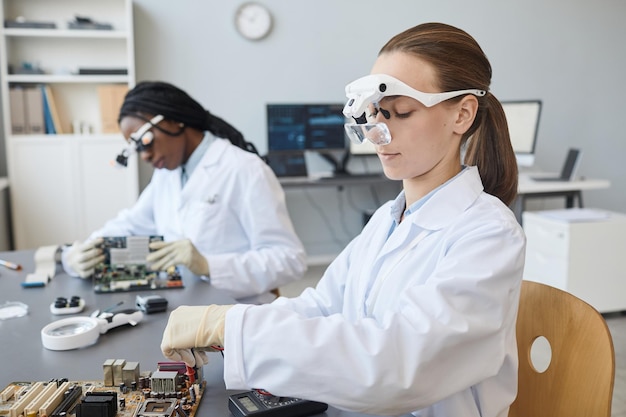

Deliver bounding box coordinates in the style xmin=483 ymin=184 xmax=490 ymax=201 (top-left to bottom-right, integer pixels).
xmin=267 ymin=103 xmax=346 ymax=152
xmin=501 ymin=100 xmax=542 ymax=167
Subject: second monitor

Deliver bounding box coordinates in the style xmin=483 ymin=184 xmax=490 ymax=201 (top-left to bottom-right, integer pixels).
xmin=267 ymin=103 xmax=346 ymax=152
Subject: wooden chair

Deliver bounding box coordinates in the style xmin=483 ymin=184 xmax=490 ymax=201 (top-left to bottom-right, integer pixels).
xmin=509 ymin=280 xmax=615 ymax=417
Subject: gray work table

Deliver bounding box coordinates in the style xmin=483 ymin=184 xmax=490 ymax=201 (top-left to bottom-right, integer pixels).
xmin=0 ymin=250 xmax=400 ymax=417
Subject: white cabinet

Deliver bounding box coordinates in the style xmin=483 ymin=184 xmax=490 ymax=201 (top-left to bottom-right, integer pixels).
xmin=0 ymin=0 xmax=138 ymax=249
xmin=523 ymin=209 xmax=626 ymax=313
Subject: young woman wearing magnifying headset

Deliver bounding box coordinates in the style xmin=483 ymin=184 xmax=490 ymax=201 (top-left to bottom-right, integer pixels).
xmin=159 ymin=22 xmax=525 ymax=417
xmin=62 ymin=81 xmax=306 ymax=304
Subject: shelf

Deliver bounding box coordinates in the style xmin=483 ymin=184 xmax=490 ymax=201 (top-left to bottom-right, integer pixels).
xmin=3 ymin=28 xmax=129 ymax=38
xmin=7 ymin=74 xmax=129 ymax=84
xmin=1 ymin=0 xmax=138 ymax=249
xmin=7 ymin=133 xmax=123 ymax=141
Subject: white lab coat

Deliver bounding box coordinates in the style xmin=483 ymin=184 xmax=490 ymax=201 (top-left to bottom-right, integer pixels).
xmin=223 ymin=166 xmax=526 ymax=416
xmin=81 ymin=137 xmax=307 ymax=302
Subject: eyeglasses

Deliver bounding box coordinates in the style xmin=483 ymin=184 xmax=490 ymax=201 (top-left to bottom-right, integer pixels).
xmin=114 ymin=114 xmax=165 ymax=168
xmin=343 ymin=74 xmax=486 ymax=146
xmin=128 ymin=114 xmax=165 ymax=152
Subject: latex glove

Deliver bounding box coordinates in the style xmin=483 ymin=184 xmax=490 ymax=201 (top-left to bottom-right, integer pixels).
xmin=161 ymin=304 xmax=233 ymax=367
xmin=65 ymin=238 xmax=105 ymax=278
xmin=147 ymin=239 xmax=209 ymax=276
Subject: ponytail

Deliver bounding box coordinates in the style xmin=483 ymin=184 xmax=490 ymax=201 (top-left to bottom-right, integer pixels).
xmin=464 ymin=93 xmax=518 ymax=206
xmin=380 ymin=23 xmax=519 ymax=206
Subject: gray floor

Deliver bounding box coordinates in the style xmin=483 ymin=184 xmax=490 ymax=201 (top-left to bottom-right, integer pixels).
xmin=280 ymin=265 xmax=626 ymax=417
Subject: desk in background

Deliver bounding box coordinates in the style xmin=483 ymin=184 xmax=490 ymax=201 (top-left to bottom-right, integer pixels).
xmin=279 ymin=173 xmax=611 ymax=226
xmin=278 ymin=173 xmax=391 ymax=189
xmin=0 ymin=250 xmax=404 ymax=417
xmin=515 ymin=174 xmax=610 ymax=223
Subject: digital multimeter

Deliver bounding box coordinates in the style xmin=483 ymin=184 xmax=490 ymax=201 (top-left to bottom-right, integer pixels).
xmin=228 ymin=390 xmax=328 ymax=417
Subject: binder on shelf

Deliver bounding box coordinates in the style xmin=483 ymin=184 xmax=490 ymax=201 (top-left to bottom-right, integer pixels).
xmin=41 ymin=85 xmax=63 ymax=134
xmin=9 ymin=86 xmax=26 ymax=134
xmin=24 ymin=87 xmax=45 ymax=134
xmin=98 ymin=84 xmax=128 ymax=133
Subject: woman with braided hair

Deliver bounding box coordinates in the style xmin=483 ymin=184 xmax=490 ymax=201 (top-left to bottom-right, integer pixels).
xmin=62 ymin=81 xmax=306 ymax=304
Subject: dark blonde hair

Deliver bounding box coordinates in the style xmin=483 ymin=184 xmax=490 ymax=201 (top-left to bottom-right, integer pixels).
xmin=380 ymin=23 xmax=518 ymax=206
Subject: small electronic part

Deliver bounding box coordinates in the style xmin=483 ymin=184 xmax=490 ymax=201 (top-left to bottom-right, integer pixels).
xmin=0 ymin=361 xmax=206 ymax=417
xmin=228 ymin=390 xmax=328 ymax=417
xmin=50 ymin=295 xmax=85 ymax=315
xmin=92 ymin=236 xmax=184 ymax=293
xmin=136 ymin=294 xmax=168 ymax=314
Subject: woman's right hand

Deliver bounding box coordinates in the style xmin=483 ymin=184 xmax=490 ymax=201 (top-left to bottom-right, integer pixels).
xmin=66 ymin=238 xmax=105 ymax=278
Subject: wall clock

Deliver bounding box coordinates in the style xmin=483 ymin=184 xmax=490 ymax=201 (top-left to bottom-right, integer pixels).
xmin=235 ymin=2 xmax=273 ymax=41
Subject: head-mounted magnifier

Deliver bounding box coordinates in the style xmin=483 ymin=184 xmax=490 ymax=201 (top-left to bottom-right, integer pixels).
xmin=342 ymin=74 xmax=486 ymax=146
xmin=114 ymin=114 xmax=165 ymax=168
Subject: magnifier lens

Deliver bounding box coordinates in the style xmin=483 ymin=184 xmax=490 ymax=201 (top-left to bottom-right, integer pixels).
xmin=344 ymin=123 xmax=392 ymax=146
xmin=46 ymin=320 xmax=97 ymax=337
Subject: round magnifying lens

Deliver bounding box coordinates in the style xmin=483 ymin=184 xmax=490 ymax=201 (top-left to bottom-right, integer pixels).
xmin=0 ymin=301 xmax=29 ymax=320
xmin=41 ymin=317 xmax=101 ymax=351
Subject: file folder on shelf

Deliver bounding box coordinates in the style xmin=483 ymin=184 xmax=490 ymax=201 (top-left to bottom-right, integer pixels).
xmin=9 ymin=87 xmax=26 ymax=134
xmin=24 ymin=87 xmax=45 ymax=134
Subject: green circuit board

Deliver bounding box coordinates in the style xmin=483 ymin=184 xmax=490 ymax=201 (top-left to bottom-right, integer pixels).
xmin=0 ymin=363 xmax=205 ymax=417
xmin=92 ymin=236 xmax=183 ymax=293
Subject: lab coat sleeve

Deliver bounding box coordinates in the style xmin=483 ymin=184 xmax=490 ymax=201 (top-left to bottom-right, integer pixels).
xmin=269 ymin=236 xmax=359 ymax=317
xmin=206 ymin=163 xmax=307 ymax=299
xmin=223 ymin=218 xmax=525 ymax=415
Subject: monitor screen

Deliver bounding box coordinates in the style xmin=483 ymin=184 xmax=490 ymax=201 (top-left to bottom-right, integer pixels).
xmin=267 ymin=104 xmax=346 ymax=152
xmin=501 ymin=100 xmax=542 ymax=167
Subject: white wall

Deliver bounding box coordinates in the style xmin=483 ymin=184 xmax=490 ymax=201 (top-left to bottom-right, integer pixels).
xmin=128 ymin=0 xmax=625 ymax=259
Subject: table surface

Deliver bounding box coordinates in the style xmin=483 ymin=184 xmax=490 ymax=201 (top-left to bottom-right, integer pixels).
xmin=0 ymin=250 xmax=390 ymax=417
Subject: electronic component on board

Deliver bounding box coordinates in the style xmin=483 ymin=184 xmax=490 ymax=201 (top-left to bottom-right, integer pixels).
xmin=0 ymin=360 xmax=206 ymax=417
xmin=92 ymin=236 xmax=183 ymax=293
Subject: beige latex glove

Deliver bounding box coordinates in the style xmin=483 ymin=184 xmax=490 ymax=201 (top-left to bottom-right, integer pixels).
xmin=161 ymin=304 xmax=233 ymax=367
xmin=147 ymin=239 xmax=209 ymax=276
xmin=65 ymin=238 xmax=105 ymax=278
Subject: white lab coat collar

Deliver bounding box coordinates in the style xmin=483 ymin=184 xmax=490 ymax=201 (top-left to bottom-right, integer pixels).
xmin=401 ymin=166 xmax=485 ymax=231
xmin=179 ymin=137 xmax=230 ymax=206
xmin=375 ymin=166 xmax=484 ymax=261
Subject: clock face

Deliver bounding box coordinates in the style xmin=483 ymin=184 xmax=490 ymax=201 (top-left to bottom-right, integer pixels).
xmin=235 ymin=2 xmax=273 ymax=40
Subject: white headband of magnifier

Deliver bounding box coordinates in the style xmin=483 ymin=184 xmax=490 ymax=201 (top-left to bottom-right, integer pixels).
xmin=129 ymin=114 xmax=165 ymax=147
xmin=342 ymin=73 xmax=486 ymax=120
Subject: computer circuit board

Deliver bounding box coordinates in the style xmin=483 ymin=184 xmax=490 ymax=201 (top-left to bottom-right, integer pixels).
xmin=0 ymin=361 xmax=205 ymax=417
xmin=92 ymin=236 xmax=183 ymax=293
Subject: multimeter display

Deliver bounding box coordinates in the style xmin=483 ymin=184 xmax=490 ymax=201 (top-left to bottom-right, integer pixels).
xmin=228 ymin=390 xmax=328 ymax=417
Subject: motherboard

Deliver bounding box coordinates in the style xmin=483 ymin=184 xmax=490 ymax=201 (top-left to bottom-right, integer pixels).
xmin=0 ymin=360 xmax=205 ymax=417
xmin=92 ymin=236 xmax=183 ymax=293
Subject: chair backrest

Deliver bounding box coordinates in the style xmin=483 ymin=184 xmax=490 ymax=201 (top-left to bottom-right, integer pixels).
xmin=509 ymin=280 xmax=615 ymax=417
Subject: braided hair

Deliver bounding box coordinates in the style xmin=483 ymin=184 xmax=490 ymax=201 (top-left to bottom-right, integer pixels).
xmin=118 ymin=81 xmax=260 ymax=155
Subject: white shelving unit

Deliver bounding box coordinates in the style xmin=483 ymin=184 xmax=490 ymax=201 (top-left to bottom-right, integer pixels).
xmin=0 ymin=0 xmax=139 ymax=249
